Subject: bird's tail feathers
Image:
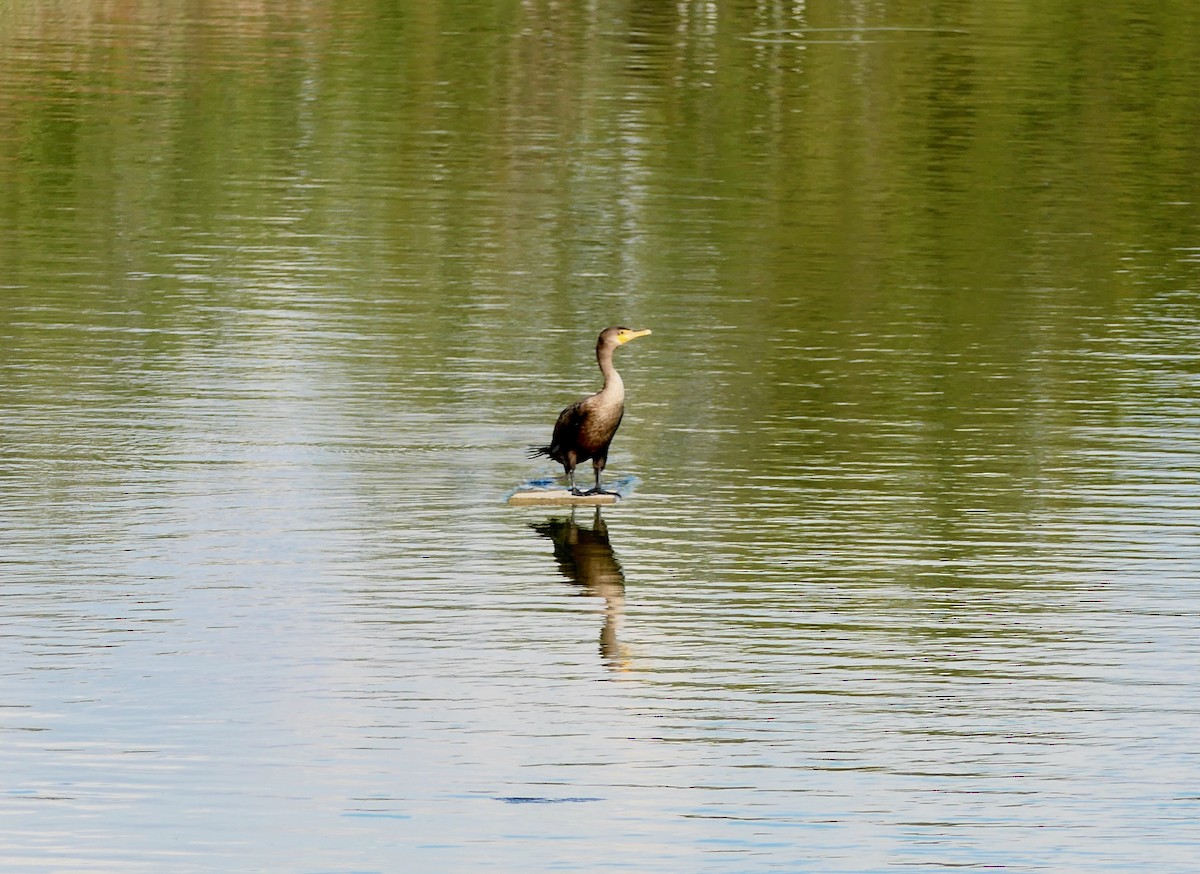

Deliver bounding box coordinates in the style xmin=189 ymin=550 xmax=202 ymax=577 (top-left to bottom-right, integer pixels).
xmin=527 ymin=445 xmax=552 ymax=459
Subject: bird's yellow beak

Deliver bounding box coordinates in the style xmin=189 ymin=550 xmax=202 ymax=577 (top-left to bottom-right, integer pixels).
xmin=618 ymin=328 xmax=652 ymax=345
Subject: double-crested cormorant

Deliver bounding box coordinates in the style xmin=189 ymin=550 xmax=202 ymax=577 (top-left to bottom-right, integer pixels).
xmin=528 ymin=326 xmax=652 ymax=495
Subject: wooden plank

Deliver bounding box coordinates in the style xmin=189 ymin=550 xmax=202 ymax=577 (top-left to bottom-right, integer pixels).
xmin=507 ymin=489 xmax=619 ymax=506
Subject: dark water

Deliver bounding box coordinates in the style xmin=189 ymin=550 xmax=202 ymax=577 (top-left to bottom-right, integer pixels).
xmin=2 ymin=2 xmax=1199 ymax=871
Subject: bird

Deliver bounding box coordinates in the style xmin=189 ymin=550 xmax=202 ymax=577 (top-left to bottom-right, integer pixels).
xmin=528 ymin=326 xmax=652 ymax=496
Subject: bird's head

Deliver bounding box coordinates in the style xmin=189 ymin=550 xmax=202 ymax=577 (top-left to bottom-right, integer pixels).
xmin=603 ymin=326 xmax=652 ymax=347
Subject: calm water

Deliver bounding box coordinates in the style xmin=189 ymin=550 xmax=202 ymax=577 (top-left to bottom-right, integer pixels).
xmin=2 ymin=1 xmax=1199 ymax=871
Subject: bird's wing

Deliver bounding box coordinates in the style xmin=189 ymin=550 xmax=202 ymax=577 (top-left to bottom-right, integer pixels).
xmin=550 ymin=400 xmax=589 ymax=450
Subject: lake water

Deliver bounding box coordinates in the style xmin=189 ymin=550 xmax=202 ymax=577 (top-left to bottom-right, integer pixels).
xmin=2 ymin=2 xmax=1199 ymax=871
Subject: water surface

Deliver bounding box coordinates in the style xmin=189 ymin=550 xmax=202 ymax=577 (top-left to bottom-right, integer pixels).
xmin=2 ymin=1 xmax=1199 ymax=871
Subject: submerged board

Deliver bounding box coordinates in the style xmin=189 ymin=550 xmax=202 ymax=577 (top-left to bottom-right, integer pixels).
xmin=507 ymin=489 xmax=619 ymax=507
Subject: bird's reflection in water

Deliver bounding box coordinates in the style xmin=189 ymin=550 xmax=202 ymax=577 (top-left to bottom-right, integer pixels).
xmin=530 ymin=508 xmax=629 ymax=671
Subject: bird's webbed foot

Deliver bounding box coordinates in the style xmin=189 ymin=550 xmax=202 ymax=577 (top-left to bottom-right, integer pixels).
xmin=582 ymin=487 xmax=619 ymax=497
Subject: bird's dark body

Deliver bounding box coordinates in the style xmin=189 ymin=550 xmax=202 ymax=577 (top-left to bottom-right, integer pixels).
xmin=528 ymin=326 xmax=650 ymax=495
xmin=546 ymin=398 xmax=624 ymax=467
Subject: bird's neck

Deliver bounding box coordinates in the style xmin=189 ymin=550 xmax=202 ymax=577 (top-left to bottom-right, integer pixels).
xmin=597 ymin=346 xmax=625 ymax=399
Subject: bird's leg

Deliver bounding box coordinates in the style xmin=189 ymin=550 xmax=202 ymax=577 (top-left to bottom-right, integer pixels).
xmin=567 ymin=467 xmax=585 ymax=496
xmin=584 ymin=460 xmax=618 ymax=496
